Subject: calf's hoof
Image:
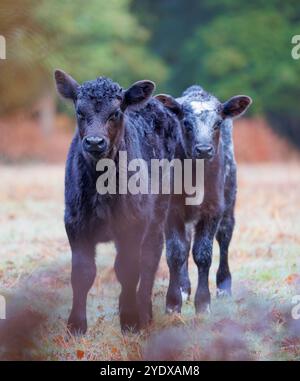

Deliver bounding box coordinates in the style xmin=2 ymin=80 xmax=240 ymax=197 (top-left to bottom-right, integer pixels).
xmin=67 ymin=315 xmax=87 ymax=336
xmin=195 ymin=290 xmax=211 ymax=315
xmin=166 ymin=290 xmax=182 ymax=314
xmin=138 ymin=305 xmax=153 ymax=330
xmin=120 ymin=311 xmax=140 ymax=334
xmin=166 ymin=304 xmax=181 ymax=314
xmin=195 ymin=303 xmax=211 ymax=315
xmin=216 ymin=288 xmax=232 ymax=298
xmin=195 ymin=294 xmax=211 ymax=314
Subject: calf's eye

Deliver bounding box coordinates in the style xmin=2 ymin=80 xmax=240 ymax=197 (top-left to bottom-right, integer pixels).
xmin=109 ymin=110 xmax=121 ymax=122
xmin=77 ymin=110 xmax=85 ymax=120
xmin=183 ymin=120 xmax=194 ymax=134
xmin=183 ymin=120 xmax=192 ymax=130
xmin=213 ymin=122 xmax=221 ymax=131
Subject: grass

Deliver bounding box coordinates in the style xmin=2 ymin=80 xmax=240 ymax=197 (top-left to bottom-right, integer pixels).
xmin=0 ymin=163 xmax=300 ymax=360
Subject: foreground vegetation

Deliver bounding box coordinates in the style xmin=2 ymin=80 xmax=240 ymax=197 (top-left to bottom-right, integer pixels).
xmin=0 ymin=163 xmax=299 ymax=360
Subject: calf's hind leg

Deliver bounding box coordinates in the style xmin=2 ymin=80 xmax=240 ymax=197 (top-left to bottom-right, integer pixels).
xmin=216 ymin=210 xmax=234 ymax=297
xmin=165 ymin=216 xmax=191 ymax=313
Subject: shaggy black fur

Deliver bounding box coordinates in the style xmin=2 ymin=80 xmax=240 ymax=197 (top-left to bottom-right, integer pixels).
xmin=54 ymin=70 xmax=181 ymax=333
xmin=156 ymin=86 xmax=252 ymax=314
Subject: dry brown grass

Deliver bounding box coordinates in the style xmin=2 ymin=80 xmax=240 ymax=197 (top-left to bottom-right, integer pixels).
xmin=0 ymin=163 xmax=300 ymax=360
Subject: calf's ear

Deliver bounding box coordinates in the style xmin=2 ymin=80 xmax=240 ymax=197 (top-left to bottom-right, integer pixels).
xmin=155 ymin=94 xmax=183 ymax=119
xmin=122 ymin=80 xmax=156 ymax=111
xmin=222 ymin=95 xmax=252 ymax=119
xmin=54 ymin=69 xmax=79 ymax=101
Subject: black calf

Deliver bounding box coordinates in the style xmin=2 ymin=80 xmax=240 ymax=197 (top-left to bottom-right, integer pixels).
xmin=54 ymin=70 xmax=180 ymax=333
xmin=156 ymin=87 xmax=252 ymax=314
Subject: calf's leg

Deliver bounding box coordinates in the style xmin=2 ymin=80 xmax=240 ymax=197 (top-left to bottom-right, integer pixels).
xmin=180 ymin=259 xmax=191 ymax=302
xmin=67 ymin=231 xmax=97 ymax=335
xmin=165 ymin=216 xmax=191 ymax=313
xmin=193 ymin=213 xmax=220 ymax=313
xmin=114 ymin=236 xmax=142 ymax=332
xmin=137 ymin=223 xmax=164 ymax=328
xmin=216 ymin=210 xmax=234 ymax=296
xmin=216 ymin=168 xmax=236 ymax=297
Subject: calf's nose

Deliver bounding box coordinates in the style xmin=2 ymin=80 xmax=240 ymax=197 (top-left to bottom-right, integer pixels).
xmin=194 ymin=144 xmax=214 ymax=159
xmin=83 ymin=136 xmax=107 ymax=153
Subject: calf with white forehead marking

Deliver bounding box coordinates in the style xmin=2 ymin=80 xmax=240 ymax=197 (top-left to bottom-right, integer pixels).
xmin=54 ymin=69 xmax=181 ymax=334
xmin=156 ymin=85 xmax=252 ymax=314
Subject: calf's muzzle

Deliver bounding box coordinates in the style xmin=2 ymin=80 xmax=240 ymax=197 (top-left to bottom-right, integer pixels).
xmin=83 ymin=136 xmax=108 ymax=156
xmin=194 ymin=144 xmax=214 ymax=159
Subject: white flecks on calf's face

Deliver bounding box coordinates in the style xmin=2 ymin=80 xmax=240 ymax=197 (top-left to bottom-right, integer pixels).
xmin=190 ymin=101 xmax=216 ymax=115
xmin=193 ymin=111 xmax=216 ymax=145
xmin=190 ymin=101 xmax=219 ymax=136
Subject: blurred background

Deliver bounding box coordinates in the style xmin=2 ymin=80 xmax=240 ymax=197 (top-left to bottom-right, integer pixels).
xmin=0 ymin=0 xmax=300 ymax=163
xmin=1 ymin=1 xmax=300 ymax=361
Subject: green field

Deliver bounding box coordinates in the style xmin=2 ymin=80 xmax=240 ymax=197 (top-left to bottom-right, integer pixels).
xmin=0 ymin=163 xmax=299 ymax=360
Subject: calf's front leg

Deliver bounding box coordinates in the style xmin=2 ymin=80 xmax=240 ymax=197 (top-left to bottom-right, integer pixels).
xmin=138 ymin=224 xmax=164 ymax=328
xmin=67 ymin=234 xmax=97 ymax=335
xmin=114 ymin=241 xmax=141 ymax=333
xmin=114 ymin=224 xmax=146 ymax=332
xmin=193 ymin=212 xmax=221 ymax=313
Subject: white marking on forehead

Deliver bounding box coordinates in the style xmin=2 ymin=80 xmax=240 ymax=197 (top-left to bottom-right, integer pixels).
xmin=191 ymin=101 xmax=216 ymax=114
xmin=195 ymin=111 xmax=215 ymax=135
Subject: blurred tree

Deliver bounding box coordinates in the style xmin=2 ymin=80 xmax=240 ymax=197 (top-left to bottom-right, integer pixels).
xmin=0 ymin=0 xmax=46 ymax=114
xmin=0 ymin=0 xmax=166 ymax=117
xmin=1 ymin=0 xmax=300 ymax=147
xmin=132 ymin=0 xmax=204 ymax=94
xmin=36 ymin=0 xmax=166 ymax=86
xmin=133 ymin=0 xmax=300 ymax=149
